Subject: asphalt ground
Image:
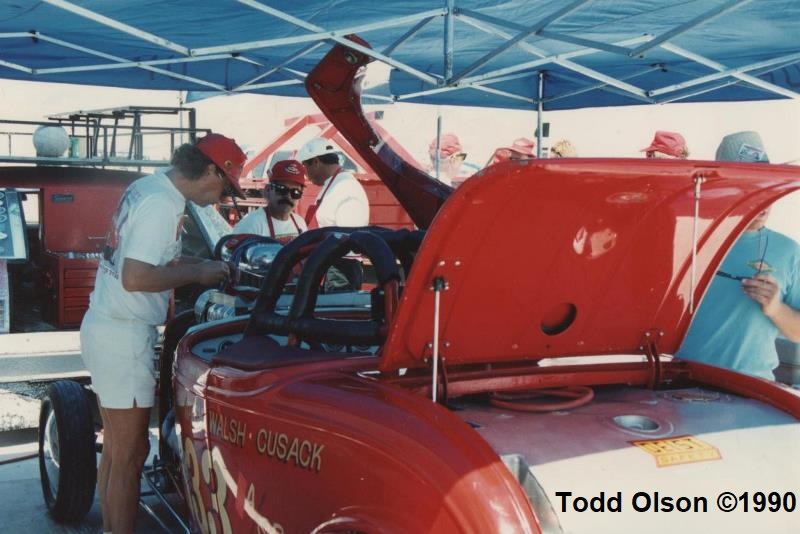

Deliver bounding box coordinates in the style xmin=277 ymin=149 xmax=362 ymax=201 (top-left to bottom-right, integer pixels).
xmin=0 ymin=426 xmax=185 ymax=533
xmin=0 ymin=330 xmax=184 ymax=533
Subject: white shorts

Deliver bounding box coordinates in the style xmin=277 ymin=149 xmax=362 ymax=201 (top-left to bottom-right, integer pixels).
xmin=79 ymin=308 xmax=157 ymax=409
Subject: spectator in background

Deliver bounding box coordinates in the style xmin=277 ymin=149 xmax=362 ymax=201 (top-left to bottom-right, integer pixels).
xmin=549 ymin=139 xmax=577 ymax=158
xmin=428 ymin=133 xmax=478 ymax=187
xmin=486 ymin=137 xmax=536 ymax=166
xmin=677 ymin=131 xmax=800 ymax=379
xmin=641 ymin=130 xmax=689 ymax=159
xmin=234 ymin=159 xmax=307 ymax=243
xmin=715 ymin=130 xmax=771 ymax=163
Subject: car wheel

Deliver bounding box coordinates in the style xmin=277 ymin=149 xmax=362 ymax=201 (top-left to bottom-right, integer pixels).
xmin=38 ymin=380 xmax=97 ymax=522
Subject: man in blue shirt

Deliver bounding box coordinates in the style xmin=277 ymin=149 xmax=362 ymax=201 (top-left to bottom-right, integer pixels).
xmin=677 ymin=131 xmax=800 ymax=379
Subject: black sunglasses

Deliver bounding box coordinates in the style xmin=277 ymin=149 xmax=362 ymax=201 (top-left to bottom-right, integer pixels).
xmin=716 ymin=232 xmax=769 ymax=282
xmin=269 ymin=182 xmax=303 ymax=199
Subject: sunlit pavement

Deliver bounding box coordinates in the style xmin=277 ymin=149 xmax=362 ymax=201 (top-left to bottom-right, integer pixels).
xmin=0 ymin=427 xmax=183 ymax=533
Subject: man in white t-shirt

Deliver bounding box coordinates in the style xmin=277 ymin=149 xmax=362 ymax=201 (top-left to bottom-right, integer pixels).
xmin=297 ymin=138 xmax=369 ymax=288
xmin=234 ymin=159 xmax=308 ymax=243
xmin=80 ymin=133 xmax=246 ymax=534
xmin=296 ymin=138 xmax=369 ymax=228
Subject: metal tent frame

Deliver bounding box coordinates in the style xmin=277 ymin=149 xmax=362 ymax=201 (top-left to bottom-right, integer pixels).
xmin=0 ymin=1 xmax=796 ymax=108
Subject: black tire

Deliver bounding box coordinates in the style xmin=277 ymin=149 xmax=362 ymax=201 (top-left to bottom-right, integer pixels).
xmin=38 ymin=380 xmax=97 ymax=523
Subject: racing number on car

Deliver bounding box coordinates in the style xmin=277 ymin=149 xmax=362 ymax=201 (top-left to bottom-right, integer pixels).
xmin=206 ymin=448 xmax=232 ymax=533
xmin=184 ymin=437 xmax=232 ymax=534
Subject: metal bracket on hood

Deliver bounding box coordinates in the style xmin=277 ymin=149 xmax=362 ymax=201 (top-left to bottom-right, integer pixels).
xmin=640 ymin=329 xmax=665 ymax=389
xmin=431 ymin=276 xmax=446 ymax=402
xmin=689 ymin=173 xmax=706 ymax=314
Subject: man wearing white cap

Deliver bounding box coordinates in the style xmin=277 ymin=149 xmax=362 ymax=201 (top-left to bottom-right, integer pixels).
xmin=296 ymin=138 xmax=369 ymax=228
xmin=297 ymin=138 xmax=369 ymax=289
xmin=677 ymin=131 xmax=800 ymax=380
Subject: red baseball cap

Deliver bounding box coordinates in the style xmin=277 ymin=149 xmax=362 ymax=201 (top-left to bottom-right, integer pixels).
xmin=268 ymin=159 xmax=307 ymax=187
xmin=640 ymin=131 xmax=688 ymax=158
xmin=195 ymin=133 xmax=247 ymax=198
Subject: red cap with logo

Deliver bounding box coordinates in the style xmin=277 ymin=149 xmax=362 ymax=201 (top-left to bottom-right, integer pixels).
xmin=195 ymin=133 xmax=247 ymax=198
xmin=268 ymin=159 xmax=307 ymax=187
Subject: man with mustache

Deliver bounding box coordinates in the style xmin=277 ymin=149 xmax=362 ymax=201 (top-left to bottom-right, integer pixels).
xmin=234 ymin=159 xmax=308 ymax=243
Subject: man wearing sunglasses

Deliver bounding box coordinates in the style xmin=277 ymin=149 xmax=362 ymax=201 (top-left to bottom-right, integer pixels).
xmin=234 ymin=159 xmax=307 ymax=243
xmin=677 ymin=131 xmax=800 ymax=380
xmin=427 ymin=133 xmax=477 ymax=187
xmin=80 ymin=133 xmax=246 ymax=534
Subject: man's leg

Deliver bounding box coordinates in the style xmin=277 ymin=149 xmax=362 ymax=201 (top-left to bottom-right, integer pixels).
xmin=103 ymin=404 xmax=151 ymax=534
xmin=98 ymin=407 xmax=113 ymax=533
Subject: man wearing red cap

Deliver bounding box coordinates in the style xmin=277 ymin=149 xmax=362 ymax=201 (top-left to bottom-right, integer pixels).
xmin=486 ymin=137 xmax=537 ymax=166
xmin=428 ymin=133 xmax=478 ymax=187
xmin=80 ymin=133 xmax=246 ymax=534
xmin=641 ymin=130 xmax=689 ymax=158
xmin=234 ymin=159 xmax=308 ymax=243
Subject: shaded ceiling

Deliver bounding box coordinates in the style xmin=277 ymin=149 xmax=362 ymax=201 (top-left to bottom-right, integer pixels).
xmin=1 ymin=1 xmax=798 ymax=109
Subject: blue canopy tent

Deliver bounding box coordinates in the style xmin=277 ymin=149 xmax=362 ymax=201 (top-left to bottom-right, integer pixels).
xmin=1 ymin=0 xmax=798 ymax=150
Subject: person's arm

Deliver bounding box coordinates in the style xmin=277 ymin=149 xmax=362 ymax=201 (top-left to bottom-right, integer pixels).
xmin=122 ymin=257 xmax=229 ymax=293
xmin=174 ymin=255 xmax=205 ymax=265
xmin=743 ymin=274 xmax=800 ymax=341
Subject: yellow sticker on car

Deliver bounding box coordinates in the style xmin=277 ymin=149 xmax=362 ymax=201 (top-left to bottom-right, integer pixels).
xmin=631 ymin=435 xmax=721 ymax=467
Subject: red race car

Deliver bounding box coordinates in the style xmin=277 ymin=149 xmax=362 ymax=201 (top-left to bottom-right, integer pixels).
xmin=40 ymin=36 xmax=800 ymax=533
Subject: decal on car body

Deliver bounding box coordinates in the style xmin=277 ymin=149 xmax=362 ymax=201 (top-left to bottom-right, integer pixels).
xmin=631 ymin=435 xmax=721 ymax=467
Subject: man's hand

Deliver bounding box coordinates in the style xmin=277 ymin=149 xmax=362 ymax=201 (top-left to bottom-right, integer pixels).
xmin=195 ymin=260 xmax=230 ymax=286
xmin=742 ymin=273 xmax=800 ymax=342
xmin=123 ymin=257 xmax=229 ymax=292
xmin=742 ymin=274 xmax=781 ymax=315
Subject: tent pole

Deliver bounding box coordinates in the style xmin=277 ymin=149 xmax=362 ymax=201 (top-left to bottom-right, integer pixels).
xmin=435 ymin=112 xmax=442 ymax=181
xmin=445 ymin=0 xmax=455 ymax=80
xmin=536 ymin=71 xmax=544 ymax=158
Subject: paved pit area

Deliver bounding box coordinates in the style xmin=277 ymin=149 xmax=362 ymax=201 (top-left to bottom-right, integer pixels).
xmin=0 ymin=419 xmax=184 ymax=532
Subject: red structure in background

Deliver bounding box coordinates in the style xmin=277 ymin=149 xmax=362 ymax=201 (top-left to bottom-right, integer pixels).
xmin=235 ymin=112 xmax=419 ymax=230
xmin=0 ymin=168 xmax=142 ymax=328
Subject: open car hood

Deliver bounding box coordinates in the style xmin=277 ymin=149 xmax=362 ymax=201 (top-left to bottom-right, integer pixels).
xmin=378 ymin=160 xmax=800 ymax=371
xmin=303 ymin=39 xmax=800 ymax=372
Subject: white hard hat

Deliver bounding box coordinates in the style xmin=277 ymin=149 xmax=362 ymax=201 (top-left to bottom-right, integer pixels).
xmin=296 ymin=138 xmax=337 ymax=162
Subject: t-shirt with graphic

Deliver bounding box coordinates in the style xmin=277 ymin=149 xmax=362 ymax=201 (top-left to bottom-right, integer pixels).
xmin=233 ymin=208 xmax=307 ymax=244
xmin=89 ymin=170 xmax=186 ymax=325
xmin=312 ymin=170 xmax=369 ymax=228
xmin=677 ymin=228 xmax=800 ymax=379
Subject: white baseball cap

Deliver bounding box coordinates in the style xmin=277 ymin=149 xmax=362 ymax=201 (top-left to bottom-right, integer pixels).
xmin=296 ymin=138 xmax=338 ymax=162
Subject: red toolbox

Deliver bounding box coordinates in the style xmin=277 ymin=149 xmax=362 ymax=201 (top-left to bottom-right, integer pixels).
xmin=41 ymin=252 xmax=99 ymax=328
